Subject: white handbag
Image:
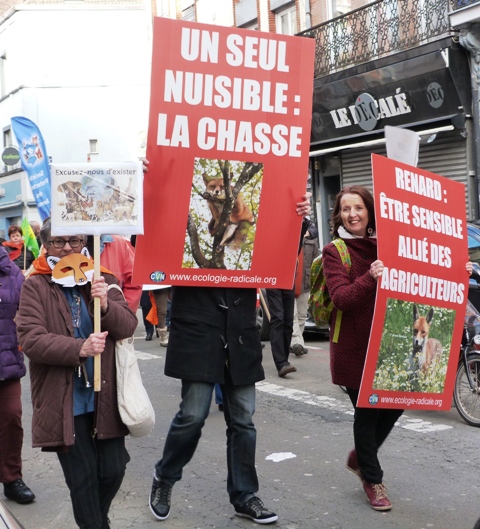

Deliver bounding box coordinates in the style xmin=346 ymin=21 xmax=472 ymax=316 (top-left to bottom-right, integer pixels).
xmin=108 ymin=284 xmax=155 ymax=437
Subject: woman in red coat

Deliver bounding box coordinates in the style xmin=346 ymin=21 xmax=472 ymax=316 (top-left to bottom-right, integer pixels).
xmin=322 ymin=185 xmax=402 ymax=512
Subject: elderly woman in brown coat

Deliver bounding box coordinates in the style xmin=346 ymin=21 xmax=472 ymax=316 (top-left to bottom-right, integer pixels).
xmin=16 ymin=219 xmax=137 ymax=529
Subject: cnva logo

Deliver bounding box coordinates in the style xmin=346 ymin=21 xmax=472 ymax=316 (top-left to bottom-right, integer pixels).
xmin=150 ymin=271 xmax=166 ymax=282
xmin=368 ymin=394 xmax=379 ymax=406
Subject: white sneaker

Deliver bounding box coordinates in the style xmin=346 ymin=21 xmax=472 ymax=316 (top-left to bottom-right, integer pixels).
xmin=158 ymin=327 xmax=169 ymax=347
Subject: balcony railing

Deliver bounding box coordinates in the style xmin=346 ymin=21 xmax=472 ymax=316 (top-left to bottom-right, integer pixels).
xmin=298 ymin=0 xmax=455 ymax=78
xmin=452 ymin=0 xmax=480 ymax=9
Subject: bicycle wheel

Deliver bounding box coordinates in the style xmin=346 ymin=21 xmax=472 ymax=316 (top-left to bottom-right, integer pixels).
xmin=454 ymin=354 xmax=480 ymax=427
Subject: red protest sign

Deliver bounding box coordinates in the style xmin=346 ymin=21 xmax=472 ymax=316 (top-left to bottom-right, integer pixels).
xmin=358 ymin=154 xmax=469 ymax=410
xmin=133 ymin=18 xmax=315 ymax=288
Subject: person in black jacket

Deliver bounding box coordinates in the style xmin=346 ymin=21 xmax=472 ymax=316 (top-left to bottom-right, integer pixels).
xmin=266 ymin=216 xmax=317 ymax=377
xmin=148 ymin=195 xmax=312 ymax=525
xmin=2 ymin=225 xmax=34 ymax=272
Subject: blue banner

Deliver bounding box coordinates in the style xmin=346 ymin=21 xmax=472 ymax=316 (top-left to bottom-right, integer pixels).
xmin=11 ymin=116 xmax=51 ymax=221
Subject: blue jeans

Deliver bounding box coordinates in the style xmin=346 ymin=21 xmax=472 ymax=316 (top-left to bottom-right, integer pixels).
xmin=155 ymin=376 xmax=259 ymax=506
xmin=214 ymin=383 xmax=223 ymax=405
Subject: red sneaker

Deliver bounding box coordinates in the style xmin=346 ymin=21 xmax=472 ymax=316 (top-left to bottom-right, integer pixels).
xmin=362 ymin=482 xmax=392 ymax=511
xmin=346 ymin=450 xmax=362 ymax=478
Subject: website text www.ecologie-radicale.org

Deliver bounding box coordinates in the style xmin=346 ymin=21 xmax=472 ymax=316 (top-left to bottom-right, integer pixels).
xmin=380 ymin=395 xmax=443 ymax=408
xmin=168 ymin=273 xmax=277 ymax=286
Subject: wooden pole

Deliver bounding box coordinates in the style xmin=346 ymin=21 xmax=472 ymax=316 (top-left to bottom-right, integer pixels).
xmin=93 ymin=235 xmax=101 ymax=391
xmin=259 ymin=289 xmax=271 ymax=322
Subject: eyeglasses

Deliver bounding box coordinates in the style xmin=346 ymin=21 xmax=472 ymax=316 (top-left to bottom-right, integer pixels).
xmin=48 ymin=238 xmax=83 ymax=249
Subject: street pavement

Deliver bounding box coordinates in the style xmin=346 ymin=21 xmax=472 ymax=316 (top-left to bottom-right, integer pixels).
xmin=6 ymin=314 xmax=480 ymax=529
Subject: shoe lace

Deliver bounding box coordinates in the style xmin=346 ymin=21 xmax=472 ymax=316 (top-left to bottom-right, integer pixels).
xmin=373 ymin=483 xmax=388 ymax=500
xmin=153 ymin=481 xmax=172 ymax=506
xmin=247 ymin=497 xmax=266 ymax=515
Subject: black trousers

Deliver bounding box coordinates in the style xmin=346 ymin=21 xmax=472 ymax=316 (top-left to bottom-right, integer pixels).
xmin=140 ymin=291 xmax=154 ymax=334
xmin=57 ymin=413 xmax=130 ymax=529
xmin=266 ymin=288 xmax=295 ymax=371
xmin=346 ymin=388 xmax=403 ymax=484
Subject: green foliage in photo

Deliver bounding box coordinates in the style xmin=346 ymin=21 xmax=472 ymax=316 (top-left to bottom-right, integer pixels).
xmin=373 ymin=298 xmax=455 ymax=393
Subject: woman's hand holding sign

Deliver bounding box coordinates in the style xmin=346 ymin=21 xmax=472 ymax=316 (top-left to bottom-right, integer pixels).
xmin=91 ymin=277 xmax=109 ymax=312
xmin=370 ymin=260 xmax=384 ymax=281
xmin=80 ymin=331 xmax=108 ymax=358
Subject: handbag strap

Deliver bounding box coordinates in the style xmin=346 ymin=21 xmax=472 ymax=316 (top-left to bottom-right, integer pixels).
xmin=107 ymin=282 xmax=125 ymax=299
xmin=107 ymin=283 xmax=134 ymax=343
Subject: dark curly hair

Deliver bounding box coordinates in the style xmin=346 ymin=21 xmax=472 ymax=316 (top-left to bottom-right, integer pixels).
xmin=330 ymin=185 xmax=375 ymax=237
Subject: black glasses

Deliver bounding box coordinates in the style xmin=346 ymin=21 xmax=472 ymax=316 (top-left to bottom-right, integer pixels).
xmin=48 ymin=238 xmax=83 ymax=249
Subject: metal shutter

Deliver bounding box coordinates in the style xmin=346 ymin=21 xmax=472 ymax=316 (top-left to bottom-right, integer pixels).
xmin=340 ymin=135 xmax=469 ymax=215
xmin=419 ymin=136 xmax=470 ymax=218
xmin=341 ymin=145 xmax=386 ymax=191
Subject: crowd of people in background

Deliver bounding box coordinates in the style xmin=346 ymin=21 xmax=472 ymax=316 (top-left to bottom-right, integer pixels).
xmin=1 ymin=182 xmax=474 ymax=528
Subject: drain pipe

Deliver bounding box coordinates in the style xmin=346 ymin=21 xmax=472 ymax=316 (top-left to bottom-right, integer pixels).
xmin=305 ymin=0 xmax=312 ymax=28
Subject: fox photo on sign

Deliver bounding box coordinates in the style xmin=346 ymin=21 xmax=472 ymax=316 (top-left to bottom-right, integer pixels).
xmin=357 ymin=154 xmax=469 ymax=411
xmin=50 ymin=162 xmax=143 ymax=236
xmin=133 ymin=18 xmax=315 ymax=288
xmin=185 ymin=158 xmax=263 ymax=271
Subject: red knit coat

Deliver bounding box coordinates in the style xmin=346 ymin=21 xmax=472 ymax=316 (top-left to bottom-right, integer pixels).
xmin=322 ymin=237 xmax=378 ymax=388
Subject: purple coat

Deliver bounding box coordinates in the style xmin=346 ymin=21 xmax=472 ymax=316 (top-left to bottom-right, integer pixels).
xmin=0 ymin=245 xmax=25 ymax=381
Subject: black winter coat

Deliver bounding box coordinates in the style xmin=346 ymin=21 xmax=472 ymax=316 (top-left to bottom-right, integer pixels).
xmin=5 ymin=244 xmax=34 ymax=271
xmin=165 ymin=286 xmax=265 ymax=385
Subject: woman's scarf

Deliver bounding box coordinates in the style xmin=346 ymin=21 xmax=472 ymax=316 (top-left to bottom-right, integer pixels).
xmin=338 ymin=225 xmax=376 ymax=240
xmin=2 ymin=240 xmax=23 ymax=261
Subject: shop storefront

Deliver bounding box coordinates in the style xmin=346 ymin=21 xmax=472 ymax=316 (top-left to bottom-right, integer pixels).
xmin=0 ymin=177 xmax=24 ymax=240
xmin=309 ymin=39 xmax=472 ymax=247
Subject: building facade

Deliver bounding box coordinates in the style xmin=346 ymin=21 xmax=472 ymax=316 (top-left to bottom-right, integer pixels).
xmin=300 ymin=0 xmax=480 ymax=247
xmin=0 ymin=0 xmax=151 ymax=238
xmin=4 ymin=0 xmax=475 ymax=247
xmin=152 ymin=1 xmax=480 ymax=248
xmin=0 ymin=0 xmax=322 ymax=236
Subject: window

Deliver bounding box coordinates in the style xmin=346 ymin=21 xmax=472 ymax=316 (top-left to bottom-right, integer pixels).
xmin=0 ymin=53 xmax=6 ymax=99
xmin=327 ymin=0 xmax=353 ymax=18
xmin=243 ymin=21 xmax=259 ymax=31
xmin=276 ymin=7 xmax=296 ymax=35
xmin=3 ymin=127 xmax=11 ymax=148
xmin=89 ymin=139 xmax=98 ymax=154
xmin=182 ymin=2 xmax=195 ymax=21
